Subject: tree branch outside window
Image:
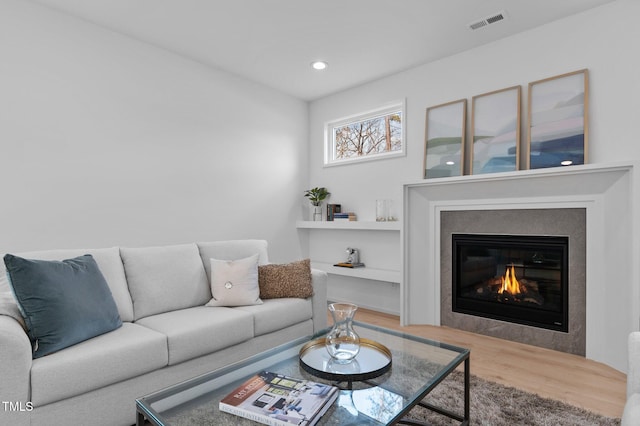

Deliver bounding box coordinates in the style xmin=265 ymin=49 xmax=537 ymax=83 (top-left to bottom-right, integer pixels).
xmin=325 ymin=102 xmax=405 ymax=166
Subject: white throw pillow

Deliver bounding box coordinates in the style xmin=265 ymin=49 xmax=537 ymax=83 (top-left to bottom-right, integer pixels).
xmin=206 ymin=254 xmax=262 ymax=307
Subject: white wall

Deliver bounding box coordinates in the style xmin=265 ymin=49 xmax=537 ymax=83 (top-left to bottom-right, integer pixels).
xmin=0 ymin=0 xmax=309 ymax=261
xmin=308 ymin=0 xmax=640 ymax=313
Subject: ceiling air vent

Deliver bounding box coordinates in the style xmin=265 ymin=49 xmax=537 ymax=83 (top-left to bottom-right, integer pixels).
xmin=468 ymin=11 xmax=507 ymax=30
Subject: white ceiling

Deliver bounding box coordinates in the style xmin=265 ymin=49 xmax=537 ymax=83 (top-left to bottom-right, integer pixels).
xmin=31 ymin=0 xmax=616 ymax=101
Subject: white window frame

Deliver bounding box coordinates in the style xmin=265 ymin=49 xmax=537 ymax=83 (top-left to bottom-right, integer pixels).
xmin=324 ymin=100 xmax=406 ymax=167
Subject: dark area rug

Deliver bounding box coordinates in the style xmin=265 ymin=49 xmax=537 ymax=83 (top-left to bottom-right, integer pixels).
xmin=408 ymin=370 xmax=621 ymax=426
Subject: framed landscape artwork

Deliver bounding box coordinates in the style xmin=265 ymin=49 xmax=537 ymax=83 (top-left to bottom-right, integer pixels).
xmin=423 ymin=99 xmax=466 ymax=179
xmin=527 ymin=69 xmax=589 ymax=169
xmin=470 ymin=86 xmax=521 ymax=175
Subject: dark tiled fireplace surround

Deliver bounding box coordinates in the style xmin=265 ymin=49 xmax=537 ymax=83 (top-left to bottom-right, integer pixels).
xmin=440 ymin=208 xmax=586 ymax=355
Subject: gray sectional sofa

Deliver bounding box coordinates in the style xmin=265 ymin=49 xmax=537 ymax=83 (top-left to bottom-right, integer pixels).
xmin=0 ymin=240 xmax=327 ymax=426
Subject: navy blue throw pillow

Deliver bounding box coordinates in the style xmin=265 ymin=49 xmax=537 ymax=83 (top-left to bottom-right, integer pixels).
xmin=4 ymin=254 xmax=122 ymax=358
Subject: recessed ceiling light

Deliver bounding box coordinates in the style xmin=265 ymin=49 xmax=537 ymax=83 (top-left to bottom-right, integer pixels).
xmin=446 ymin=161 xmax=456 ymax=166
xmin=560 ymin=160 xmax=573 ymax=166
xmin=311 ymin=61 xmax=328 ymax=70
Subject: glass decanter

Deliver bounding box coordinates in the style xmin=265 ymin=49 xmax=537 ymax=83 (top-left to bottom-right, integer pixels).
xmin=325 ymin=303 xmax=360 ymax=363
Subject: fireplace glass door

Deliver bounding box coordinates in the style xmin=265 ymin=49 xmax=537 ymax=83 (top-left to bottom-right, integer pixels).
xmin=452 ymin=234 xmax=568 ymax=332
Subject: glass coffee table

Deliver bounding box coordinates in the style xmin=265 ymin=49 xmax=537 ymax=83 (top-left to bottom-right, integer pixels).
xmin=136 ymin=321 xmax=470 ymax=425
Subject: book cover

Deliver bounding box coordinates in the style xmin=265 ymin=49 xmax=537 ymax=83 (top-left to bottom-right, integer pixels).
xmin=219 ymin=371 xmax=338 ymax=426
xmin=333 ymin=262 xmax=365 ymax=268
xmin=326 ymin=204 xmax=341 ymax=221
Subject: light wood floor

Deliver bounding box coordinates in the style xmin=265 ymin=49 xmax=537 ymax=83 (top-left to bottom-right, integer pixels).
xmin=350 ymin=308 xmax=626 ymax=419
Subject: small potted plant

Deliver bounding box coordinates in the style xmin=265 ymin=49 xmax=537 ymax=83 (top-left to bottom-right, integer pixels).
xmin=304 ymin=187 xmax=330 ymax=221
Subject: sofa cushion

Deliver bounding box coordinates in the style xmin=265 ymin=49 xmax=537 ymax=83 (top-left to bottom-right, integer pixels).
xmin=0 ymin=290 xmax=25 ymax=330
xmin=206 ymin=254 xmax=262 ymax=307
xmin=30 ymin=323 xmax=168 ymax=406
xmin=0 ymin=247 xmax=134 ymax=322
xmin=258 ymin=259 xmax=314 ymax=299
xmin=197 ymin=240 xmax=269 ymax=284
xmin=4 ymin=254 xmax=123 ymax=358
xmin=235 ymin=298 xmax=312 ymax=336
xmin=121 ymin=243 xmax=210 ymax=320
xmin=135 ymin=306 xmax=254 ymax=365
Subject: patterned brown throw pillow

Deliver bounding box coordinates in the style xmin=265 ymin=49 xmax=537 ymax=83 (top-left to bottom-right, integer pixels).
xmin=258 ymin=259 xmax=313 ymax=299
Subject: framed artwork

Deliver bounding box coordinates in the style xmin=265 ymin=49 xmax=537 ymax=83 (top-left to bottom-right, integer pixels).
xmin=423 ymin=99 xmax=466 ymax=179
xmin=470 ymin=86 xmax=521 ymax=175
xmin=527 ymin=69 xmax=589 ymax=169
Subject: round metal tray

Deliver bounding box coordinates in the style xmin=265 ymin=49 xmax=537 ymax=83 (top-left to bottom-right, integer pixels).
xmin=299 ymin=337 xmax=392 ymax=382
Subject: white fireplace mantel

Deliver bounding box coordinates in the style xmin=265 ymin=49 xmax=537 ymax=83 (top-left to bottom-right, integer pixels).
xmin=402 ymin=162 xmax=638 ymax=372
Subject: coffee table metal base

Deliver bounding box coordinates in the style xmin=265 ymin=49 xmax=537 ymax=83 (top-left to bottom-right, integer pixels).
xmin=399 ymin=356 xmax=470 ymax=425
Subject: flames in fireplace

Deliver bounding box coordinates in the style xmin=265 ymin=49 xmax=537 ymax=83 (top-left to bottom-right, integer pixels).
xmin=483 ymin=265 xmax=544 ymax=306
xmin=499 ymin=264 xmax=522 ymax=295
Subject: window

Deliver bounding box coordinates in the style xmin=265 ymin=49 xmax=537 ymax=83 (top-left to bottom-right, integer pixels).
xmin=324 ymin=101 xmax=405 ymax=166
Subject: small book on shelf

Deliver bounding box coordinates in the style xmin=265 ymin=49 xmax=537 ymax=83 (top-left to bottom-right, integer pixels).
xmin=219 ymin=371 xmax=339 ymax=426
xmin=333 ymin=262 xmax=365 ymax=268
xmin=326 ymin=204 xmax=341 ymax=221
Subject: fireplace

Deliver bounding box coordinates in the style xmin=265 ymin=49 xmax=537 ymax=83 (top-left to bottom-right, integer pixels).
xmin=452 ymin=233 xmax=568 ymax=332
xmin=404 ymin=163 xmax=634 ymax=370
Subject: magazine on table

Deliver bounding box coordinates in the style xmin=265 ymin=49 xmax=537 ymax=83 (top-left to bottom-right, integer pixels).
xmin=219 ymin=371 xmax=339 ymax=426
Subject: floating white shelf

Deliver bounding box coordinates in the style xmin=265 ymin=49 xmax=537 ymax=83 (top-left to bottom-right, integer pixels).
xmin=311 ymin=262 xmax=400 ymax=283
xmin=296 ymin=220 xmax=401 ymax=231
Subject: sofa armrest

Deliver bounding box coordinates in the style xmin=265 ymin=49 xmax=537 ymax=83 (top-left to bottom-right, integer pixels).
xmin=310 ymin=269 xmax=328 ymax=333
xmin=628 ymin=331 xmax=640 ymax=397
xmin=0 ymin=315 xmax=32 ymax=408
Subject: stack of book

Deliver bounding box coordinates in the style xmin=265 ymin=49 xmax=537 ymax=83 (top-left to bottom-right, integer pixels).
xmin=333 ymin=212 xmax=357 ymax=221
xmin=219 ymin=371 xmax=339 ymax=426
